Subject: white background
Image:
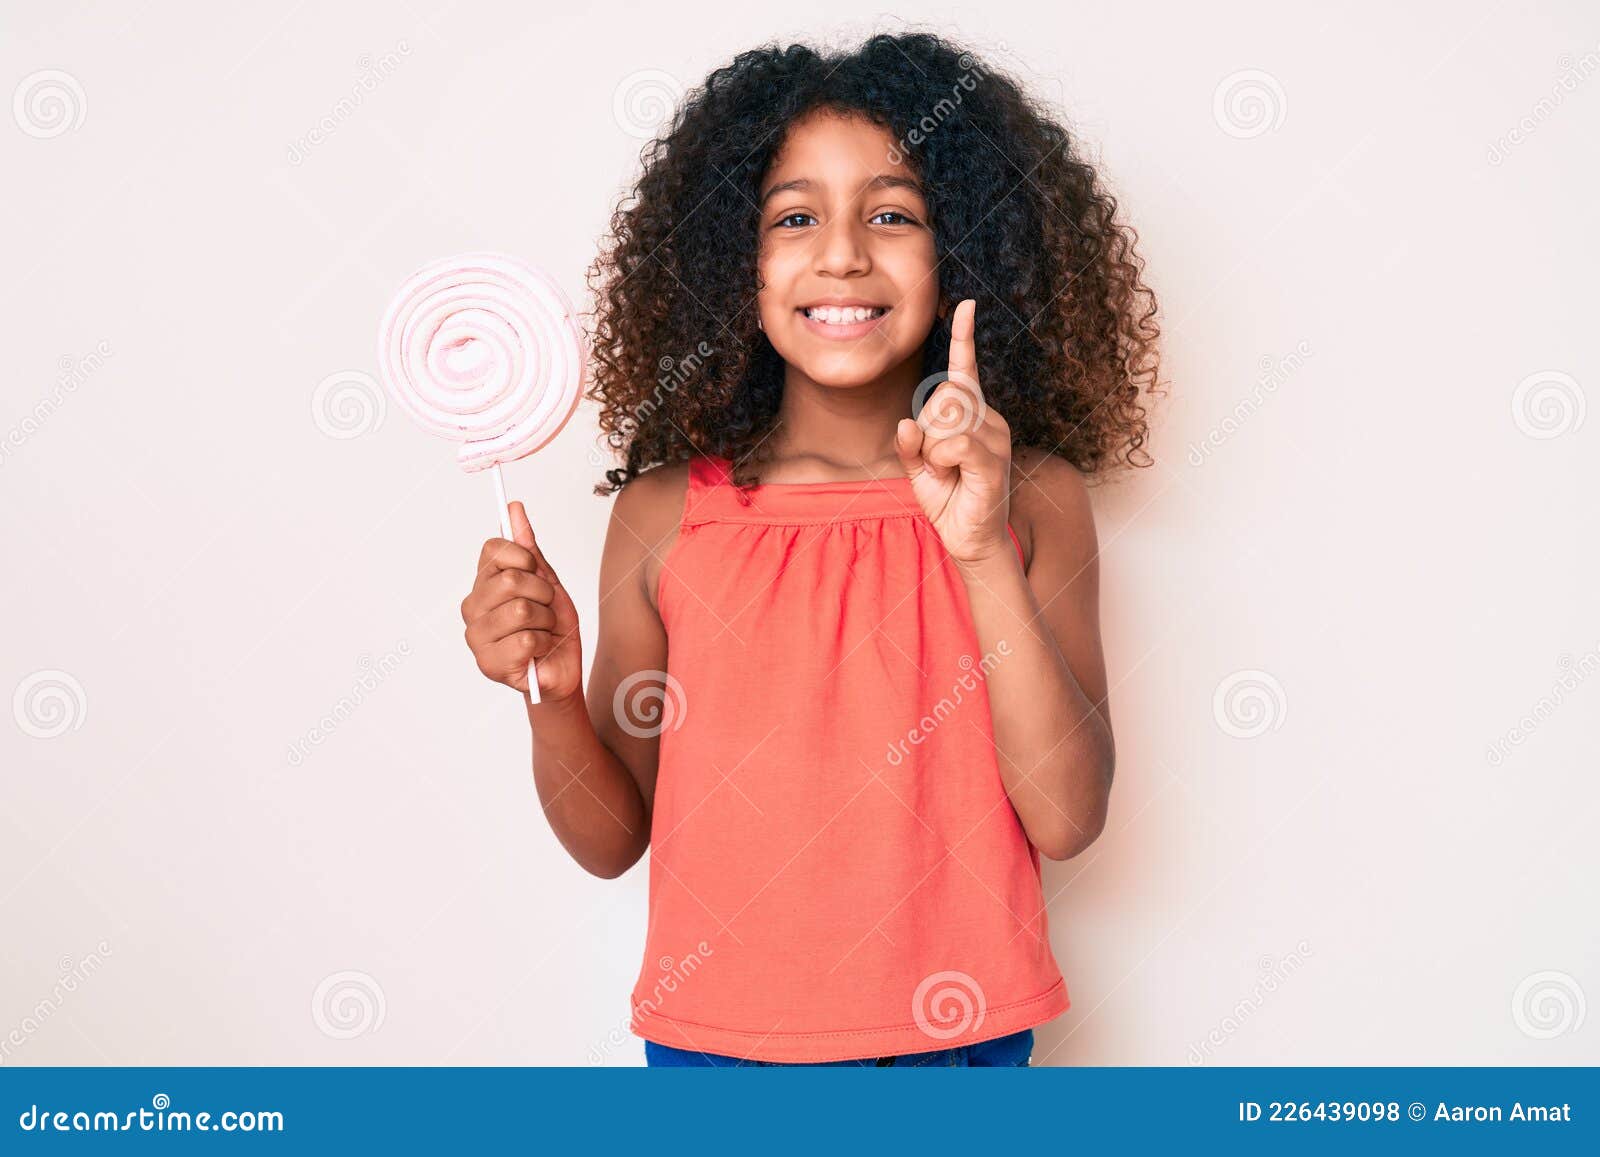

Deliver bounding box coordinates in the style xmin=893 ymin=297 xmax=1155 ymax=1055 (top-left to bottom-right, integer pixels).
xmin=3 ymin=0 xmax=1596 ymax=1065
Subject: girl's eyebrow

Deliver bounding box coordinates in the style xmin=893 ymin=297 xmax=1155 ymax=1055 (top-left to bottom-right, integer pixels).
xmin=759 ymin=174 xmax=924 ymax=207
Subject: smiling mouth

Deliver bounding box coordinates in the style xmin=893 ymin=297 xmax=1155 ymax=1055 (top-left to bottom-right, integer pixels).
xmin=798 ymin=305 xmax=889 ymax=325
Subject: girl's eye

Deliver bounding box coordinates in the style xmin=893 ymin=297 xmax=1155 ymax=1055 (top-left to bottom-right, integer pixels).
xmin=773 ymin=211 xmax=918 ymax=229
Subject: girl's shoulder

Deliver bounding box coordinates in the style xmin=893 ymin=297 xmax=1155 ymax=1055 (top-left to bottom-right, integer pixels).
xmin=1008 ymin=447 xmax=1097 ymax=574
xmin=612 ymin=458 xmax=692 ymax=520
xmin=609 ymin=459 xmax=693 ymax=548
xmin=607 ymin=459 xmax=693 ymax=615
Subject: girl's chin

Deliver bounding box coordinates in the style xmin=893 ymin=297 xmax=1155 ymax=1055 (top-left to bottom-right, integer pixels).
xmin=790 ymin=357 xmax=898 ymax=389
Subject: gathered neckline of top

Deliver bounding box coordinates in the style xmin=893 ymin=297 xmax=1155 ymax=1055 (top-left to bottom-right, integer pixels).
xmin=744 ymin=473 xmax=913 ymax=490
xmin=679 ymin=453 xmax=1027 ymax=560
xmin=686 ymin=454 xmax=924 ymax=526
xmin=700 ymin=454 xmax=913 ymax=490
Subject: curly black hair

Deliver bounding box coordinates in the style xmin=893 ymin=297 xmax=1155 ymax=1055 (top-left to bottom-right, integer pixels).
xmin=587 ymin=31 xmax=1163 ymax=495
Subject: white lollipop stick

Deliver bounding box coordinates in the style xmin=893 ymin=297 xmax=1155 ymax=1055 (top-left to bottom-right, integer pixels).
xmin=377 ymin=252 xmax=587 ymax=705
xmin=490 ymin=462 xmax=515 ymax=541
xmin=489 ymin=462 xmax=539 ymax=703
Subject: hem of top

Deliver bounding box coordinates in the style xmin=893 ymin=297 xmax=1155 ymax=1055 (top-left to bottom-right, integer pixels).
xmin=629 ymin=976 xmax=1069 ymax=1065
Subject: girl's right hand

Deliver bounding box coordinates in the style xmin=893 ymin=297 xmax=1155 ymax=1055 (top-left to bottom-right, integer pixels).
xmin=461 ymin=500 xmax=583 ymax=701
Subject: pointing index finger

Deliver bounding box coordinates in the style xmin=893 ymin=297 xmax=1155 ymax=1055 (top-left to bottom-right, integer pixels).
xmin=947 ymin=298 xmax=980 ymax=392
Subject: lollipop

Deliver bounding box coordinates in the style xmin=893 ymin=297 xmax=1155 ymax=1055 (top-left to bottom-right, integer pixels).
xmin=377 ymin=252 xmax=587 ymax=702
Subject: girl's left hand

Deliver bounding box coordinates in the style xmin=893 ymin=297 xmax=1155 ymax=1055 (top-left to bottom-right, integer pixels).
xmin=894 ymin=299 xmax=1014 ymax=568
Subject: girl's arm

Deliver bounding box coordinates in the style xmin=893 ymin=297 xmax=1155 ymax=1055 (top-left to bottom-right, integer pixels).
xmin=957 ymin=448 xmax=1115 ymax=861
xmin=461 ymin=472 xmax=679 ymax=879
xmin=526 ymin=468 xmax=680 ymax=878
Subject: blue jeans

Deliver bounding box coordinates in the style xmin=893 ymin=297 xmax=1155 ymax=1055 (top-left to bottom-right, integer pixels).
xmin=644 ymin=1028 xmax=1033 ymax=1067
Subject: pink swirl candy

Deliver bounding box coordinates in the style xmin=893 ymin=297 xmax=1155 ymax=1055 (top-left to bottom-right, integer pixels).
xmin=377 ymin=252 xmax=586 ymax=472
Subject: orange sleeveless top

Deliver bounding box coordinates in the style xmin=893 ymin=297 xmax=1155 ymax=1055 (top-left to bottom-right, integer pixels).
xmin=628 ymin=453 xmax=1069 ymax=1062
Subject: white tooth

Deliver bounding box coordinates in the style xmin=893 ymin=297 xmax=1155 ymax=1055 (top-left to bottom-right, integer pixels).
xmin=826 ymin=308 xmax=842 ymax=324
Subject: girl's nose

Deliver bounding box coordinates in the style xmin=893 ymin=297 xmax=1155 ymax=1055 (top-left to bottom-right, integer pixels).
xmin=813 ymin=218 xmax=871 ymax=277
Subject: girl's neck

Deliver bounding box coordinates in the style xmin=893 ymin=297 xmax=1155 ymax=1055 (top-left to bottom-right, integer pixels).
xmin=769 ymin=355 xmax=922 ymax=477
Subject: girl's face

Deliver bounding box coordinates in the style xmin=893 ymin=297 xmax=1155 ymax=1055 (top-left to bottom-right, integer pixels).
xmin=755 ymin=109 xmax=941 ymax=389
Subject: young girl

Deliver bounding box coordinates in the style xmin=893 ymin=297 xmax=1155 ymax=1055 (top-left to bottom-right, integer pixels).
xmin=459 ymin=32 xmax=1161 ymax=1067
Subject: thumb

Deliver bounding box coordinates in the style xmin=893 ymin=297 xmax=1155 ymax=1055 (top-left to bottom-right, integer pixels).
xmin=894 ymin=417 xmax=926 ymax=478
xmin=508 ymin=500 xmax=536 ymax=550
xmin=510 ymin=500 xmax=563 ymax=590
